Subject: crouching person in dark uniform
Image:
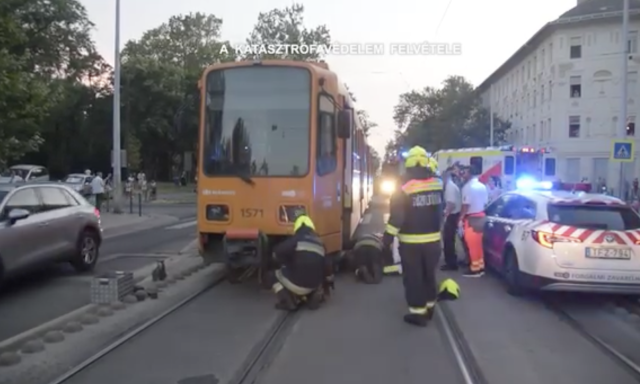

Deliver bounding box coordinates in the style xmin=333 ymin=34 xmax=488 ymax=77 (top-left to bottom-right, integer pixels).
xmin=350 ymin=233 xmax=384 ymax=284
xmin=383 ymin=146 xmax=445 ymax=327
xmin=269 ymin=215 xmax=333 ymax=311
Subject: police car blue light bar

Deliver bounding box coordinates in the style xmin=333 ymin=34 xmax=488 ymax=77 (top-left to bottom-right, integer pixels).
xmin=401 ymin=151 xmax=409 ymax=158
xmin=516 ymin=176 xmax=552 ymax=190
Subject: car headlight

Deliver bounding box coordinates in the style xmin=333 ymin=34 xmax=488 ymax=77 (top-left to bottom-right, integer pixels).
xmin=381 ymin=180 xmax=396 ymax=194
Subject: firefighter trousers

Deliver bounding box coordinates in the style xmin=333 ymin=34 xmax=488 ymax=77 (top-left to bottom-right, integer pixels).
xmin=398 ymin=241 xmax=441 ymax=314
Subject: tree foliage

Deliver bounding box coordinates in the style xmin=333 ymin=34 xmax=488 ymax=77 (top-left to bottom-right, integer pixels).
xmin=386 ymin=75 xmax=510 ymax=162
xmin=0 ymin=2 xmax=384 ymax=179
xmin=245 ymin=4 xmax=331 ymax=60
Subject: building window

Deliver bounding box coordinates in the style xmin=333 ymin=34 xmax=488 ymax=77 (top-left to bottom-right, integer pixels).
xmin=541 ymin=84 xmax=544 ymax=103
xmin=569 ymin=115 xmax=580 ymax=137
xmin=628 ymin=116 xmax=636 ymax=136
xmin=570 ymin=76 xmax=581 ymax=98
xmin=533 ymin=90 xmax=537 ymax=107
xmin=629 ymin=31 xmax=638 ymax=54
xmin=570 ymin=37 xmax=582 ymax=58
xmin=548 ymin=81 xmax=552 ymax=101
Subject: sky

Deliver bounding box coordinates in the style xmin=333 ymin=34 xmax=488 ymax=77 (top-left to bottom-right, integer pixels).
xmin=81 ymin=0 xmax=577 ymax=156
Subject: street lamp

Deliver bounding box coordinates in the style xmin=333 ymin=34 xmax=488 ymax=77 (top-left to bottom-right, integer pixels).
xmin=618 ymin=0 xmax=629 ymax=198
xmin=112 ymin=0 xmax=123 ymax=212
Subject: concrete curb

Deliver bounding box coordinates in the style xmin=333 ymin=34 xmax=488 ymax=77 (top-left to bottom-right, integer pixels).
xmin=0 ymin=257 xmax=226 ymax=384
xmin=0 ymin=250 xmax=203 ymax=358
xmin=102 ymin=214 xmax=180 ymax=240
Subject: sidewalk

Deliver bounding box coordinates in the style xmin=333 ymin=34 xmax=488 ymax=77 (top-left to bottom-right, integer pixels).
xmin=100 ymin=212 xmax=180 ymax=238
xmin=146 ymin=191 xmax=196 ymax=205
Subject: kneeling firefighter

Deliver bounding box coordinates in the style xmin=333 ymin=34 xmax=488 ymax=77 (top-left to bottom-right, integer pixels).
xmin=382 ymin=146 xmax=459 ymax=326
xmin=268 ymin=215 xmax=334 ymax=311
xmin=350 ymin=233 xmax=384 ymax=284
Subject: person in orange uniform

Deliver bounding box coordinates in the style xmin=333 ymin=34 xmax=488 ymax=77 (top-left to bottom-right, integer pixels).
xmin=383 ymin=146 xmax=444 ymax=327
xmin=458 ymin=165 xmax=489 ymax=277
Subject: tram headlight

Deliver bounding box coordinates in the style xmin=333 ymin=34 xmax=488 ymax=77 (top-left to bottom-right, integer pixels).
xmin=381 ymin=179 xmax=396 ymax=195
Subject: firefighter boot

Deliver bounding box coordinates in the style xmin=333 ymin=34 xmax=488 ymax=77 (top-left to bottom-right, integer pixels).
xmin=306 ymin=289 xmax=323 ymax=310
xmin=355 ymin=267 xmax=374 ymax=284
xmin=403 ymin=313 xmax=428 ymax=327
xmin=275 ymin=289 xmax=297 ymax=311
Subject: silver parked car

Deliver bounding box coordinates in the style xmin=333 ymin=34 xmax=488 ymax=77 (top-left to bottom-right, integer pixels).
xmin=64 ymin=173 xmax=93 ymax=196
xmin=0 ymin=165 xmax=50 ymax=183
xmin=0 ymin=183 xmax=102 ymax=283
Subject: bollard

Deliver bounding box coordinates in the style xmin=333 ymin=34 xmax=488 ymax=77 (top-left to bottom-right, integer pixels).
xmin=138 ymin=193 xmax=142 ymax=216
xmin=129 ymin=193 xmax=133 ymax=214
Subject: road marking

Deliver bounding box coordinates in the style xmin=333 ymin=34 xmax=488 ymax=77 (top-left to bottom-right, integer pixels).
xmin=361 ymin=213 xmax=372 ymax=224
xmin=165 ymin=220 xmax=197 ymax=230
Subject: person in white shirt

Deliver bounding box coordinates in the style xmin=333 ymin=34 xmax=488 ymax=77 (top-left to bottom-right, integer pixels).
xmin=458 ymin=165 xmax=489 ymax=277
xmin=90 ymin=172 xmax=105 ymax=211
xmin=441 ymin=168 xmax=462 ymax=271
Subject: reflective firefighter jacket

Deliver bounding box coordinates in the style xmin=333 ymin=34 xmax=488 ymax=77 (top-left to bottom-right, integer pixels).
xmin=272 ymin=227 xmax=330 ymax=290
xmin=383 ymin=177 xmax=444 ymax=246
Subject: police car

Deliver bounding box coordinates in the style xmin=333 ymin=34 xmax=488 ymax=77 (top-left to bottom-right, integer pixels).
xmin=483 ymin=179 xmax=640 ymax=296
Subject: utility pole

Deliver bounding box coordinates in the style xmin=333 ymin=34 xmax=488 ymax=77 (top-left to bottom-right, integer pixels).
xmin=619 ymin=0 xmax=629 ymax=198
xmin=112 ymin=0 xmax=123 ymax=213
xmin=490 ymin=84 xmax=494 ymax=146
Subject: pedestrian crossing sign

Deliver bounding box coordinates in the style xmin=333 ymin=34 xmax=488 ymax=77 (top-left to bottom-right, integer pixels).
xmin=611 ymin=140 xmax=634 ymax=162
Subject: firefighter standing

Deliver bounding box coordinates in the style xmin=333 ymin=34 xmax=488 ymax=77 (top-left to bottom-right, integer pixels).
xmin=269 ymin=215 xmax=334 ymax=311
xmin=382 ymin=146 xmax=444 ymax=327
xmin=350 ymin=233 xmax=384 ymax=284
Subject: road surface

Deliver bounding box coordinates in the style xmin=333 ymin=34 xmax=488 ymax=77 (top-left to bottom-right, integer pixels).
xmin=0 ymin=204 xmax=198 ymax=342
xmin=45 ymin=203 xmax=640 ymax=384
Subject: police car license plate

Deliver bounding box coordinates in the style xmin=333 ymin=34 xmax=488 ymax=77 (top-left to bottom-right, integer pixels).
xmin=585 ymin=247 xmax=631 ymax=259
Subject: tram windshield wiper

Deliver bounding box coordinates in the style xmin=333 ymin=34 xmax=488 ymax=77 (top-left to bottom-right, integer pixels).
xmin=232 ymin=169 xmax=255 ymax=186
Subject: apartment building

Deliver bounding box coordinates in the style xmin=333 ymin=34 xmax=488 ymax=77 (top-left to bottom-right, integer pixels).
xmin=478 ymin=0 xmax=640 ymax=190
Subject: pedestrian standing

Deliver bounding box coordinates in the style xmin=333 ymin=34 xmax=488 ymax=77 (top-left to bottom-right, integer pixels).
xmin=91 ymin=172 xmax=105 ymax=211
xmin=440 ymin=168 xmax=461 ymax=271
xmin=458 ymin=165 xmax=489 ymax=277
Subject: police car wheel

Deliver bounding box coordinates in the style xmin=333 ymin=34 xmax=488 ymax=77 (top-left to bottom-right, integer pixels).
xmin=503 ymin=248 xmax=524 ymax=296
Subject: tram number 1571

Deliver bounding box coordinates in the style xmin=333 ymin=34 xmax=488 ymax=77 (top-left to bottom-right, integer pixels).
xmin=241 ymin=208 xmax=263 ymax=218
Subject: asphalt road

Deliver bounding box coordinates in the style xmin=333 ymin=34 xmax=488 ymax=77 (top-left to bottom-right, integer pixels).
xmin=0 ymin=204 xmax=198 ymax=343
xmin=60 ymin=272 xmax=640 ymax=384
xmin=49 ymin=203 xmax=640 ymax=384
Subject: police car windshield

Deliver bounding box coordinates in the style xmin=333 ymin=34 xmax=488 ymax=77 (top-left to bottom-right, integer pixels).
xmin=547 ymin=204 xmax=640 ymax=231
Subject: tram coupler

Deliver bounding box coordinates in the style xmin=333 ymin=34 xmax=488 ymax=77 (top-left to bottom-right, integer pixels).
xmin=223 ymin=229 xmax=270 ymax=286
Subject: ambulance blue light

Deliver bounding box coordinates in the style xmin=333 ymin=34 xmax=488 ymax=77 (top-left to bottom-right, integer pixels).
xmin=516 ymin=177 xmax=536 ymax=189
xmin=538 ymin=181 xmax=553 ymax=189
xmin=516 ymin=177 xmax=553 ymax=190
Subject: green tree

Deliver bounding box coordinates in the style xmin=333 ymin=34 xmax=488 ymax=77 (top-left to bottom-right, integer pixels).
xmin=245 ymin=3 xmax=331 ymax=60
xmin=392 ymin=75 xmax=509 ymax=153
xmin=357 ymin=110 xmax=378 ymax=137
xmin=0 ymin=0 xmax=102 ymax=168
xmin=121 ymin=12 xmax=235 ymax=178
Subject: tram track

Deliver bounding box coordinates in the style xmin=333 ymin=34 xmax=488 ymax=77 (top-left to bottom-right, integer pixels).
xmin=436 ymin=302 xmax=489 ymax=384
xmin=228 ymin=310 xmax=299 ymax=384
xmin=544 ymin=296 xmax=640 ymax=381
xmin=44 ymin=273 xmax=229 ymax=384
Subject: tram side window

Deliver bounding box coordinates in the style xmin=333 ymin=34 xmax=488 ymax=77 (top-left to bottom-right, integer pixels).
xmin=317 ymin=95 xmax=337 ymax=176
xmin=469 ymin=156 xmax=483 ymax=175
xmin=504 ymin=156 xmax=514 ymax=175
xmin=544 ymin=158 xmax=556 ymax=177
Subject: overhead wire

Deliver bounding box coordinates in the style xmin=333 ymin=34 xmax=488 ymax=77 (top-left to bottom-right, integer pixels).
xmin=434 ymin=0 xmax=454 ymax=38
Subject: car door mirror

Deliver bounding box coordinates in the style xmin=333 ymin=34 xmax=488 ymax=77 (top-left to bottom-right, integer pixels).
xmin=8 ymin=208 xmax=30 ymax=223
